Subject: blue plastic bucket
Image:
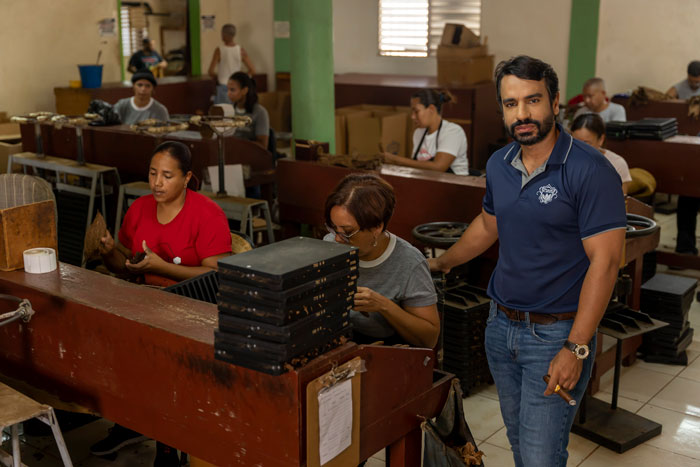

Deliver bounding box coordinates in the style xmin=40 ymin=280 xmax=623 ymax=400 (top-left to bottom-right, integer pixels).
xmin=78 ymin=65 xmax=103 ymax=88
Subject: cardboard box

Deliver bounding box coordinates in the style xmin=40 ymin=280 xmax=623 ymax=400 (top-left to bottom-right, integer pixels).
xmin=0 ymin=122 xmax=20 ymax=139
xmin=440 ymin=23 xmax=481 ymax=48
xmin=437 ymin=47 xmax=494 ymax=86
xmin=258 ymin=91 xmax=291 ymax=132
xmin=0 ymin=200 xmax=58 ymax=271
xmin=335 ymin=105 xmax=411 ymax=157
xmin=0 ymin=141 xmax=22 ymax=174
xmin=335 ymin=114 xmax=347 ymax=154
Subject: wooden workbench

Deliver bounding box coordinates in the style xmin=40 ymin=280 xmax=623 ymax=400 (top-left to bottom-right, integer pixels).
xmin=606 ymin=135 xmax=700 ymax=270
xmin=334 ymin=73 xmax=506 ymax=170
xmin=612 ymin=96 xmax=700 ymax=136
xmin=0 ymin=263 xmax=452 ymax=466
xmin=54 ymin=75 xmax=268 ymax=116
xmin=19 ymin=123 xmax=275 ymax=189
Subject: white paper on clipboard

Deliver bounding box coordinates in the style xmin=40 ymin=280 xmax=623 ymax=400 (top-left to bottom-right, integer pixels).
xmin=318 ymin=378 xmax=353 ymax=464
xmin=207 ymin=164 xmax=245 ymax=197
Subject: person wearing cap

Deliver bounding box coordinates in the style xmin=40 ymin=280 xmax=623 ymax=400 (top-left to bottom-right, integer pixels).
xmin=113 ymin=71 xmax=169 ymax=125
xmin=128 ymin=38 xmax=167 ymax=74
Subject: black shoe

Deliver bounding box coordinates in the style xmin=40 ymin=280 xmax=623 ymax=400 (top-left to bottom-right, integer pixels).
xmin=89 ymin=424 xmax=148 ymax=456
xmin=154 ymin=442 xmax=180 ymax=467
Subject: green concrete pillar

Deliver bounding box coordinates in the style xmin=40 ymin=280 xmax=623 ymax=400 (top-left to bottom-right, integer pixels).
xmin=566 ymin=0 xmax=600 ymax=100
xmin=290 ymin=0 xmax=335 ymax=152
xmin=274 ymin=0 xmax=291 ymax=73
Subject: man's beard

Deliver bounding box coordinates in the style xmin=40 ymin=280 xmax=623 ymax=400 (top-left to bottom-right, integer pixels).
xmin=506 ymin=112 xmax=556 ymax=146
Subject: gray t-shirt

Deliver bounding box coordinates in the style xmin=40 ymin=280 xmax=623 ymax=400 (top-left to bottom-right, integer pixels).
xmin=114 ymin=97 xmax=169 ymax=125
xmin=324 ymin=232 xmax=437 ymax=340
xmin=673 ymin=79 xmax=700 ymax=100
xmin=233 ymin=103 xmax=270 ymax=142
xmin=574 ymin=101 xmax=626 ymax=122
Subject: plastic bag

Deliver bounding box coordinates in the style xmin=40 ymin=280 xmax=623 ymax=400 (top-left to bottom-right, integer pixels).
xmin=422 ymin=378 xmax=485 ymax=466
xmin=87 ymin=99 xmax=121 ymax=126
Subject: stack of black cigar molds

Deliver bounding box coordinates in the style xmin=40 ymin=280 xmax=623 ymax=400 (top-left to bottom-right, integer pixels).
xmin=214 ymin=237 xmax=358 ymax=375
xmin=640 ymin=273 xmax=696 ymax=365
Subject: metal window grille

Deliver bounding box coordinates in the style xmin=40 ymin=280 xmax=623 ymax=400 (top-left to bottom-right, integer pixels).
xmin=120 ymin=5 xmax=148 ymax=58
xmin=378 ymin=0 xmax=481 ymax=57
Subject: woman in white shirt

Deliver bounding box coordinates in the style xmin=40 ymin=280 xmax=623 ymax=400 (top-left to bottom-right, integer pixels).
xmin=383 ymin=89 xmax=469 ymax=175
xmin=571 ymin=113 xmax=632 ymax=194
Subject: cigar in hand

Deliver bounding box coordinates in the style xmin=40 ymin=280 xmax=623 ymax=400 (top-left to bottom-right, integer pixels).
xmin=543 ymin=374 xmax=576 ymax=406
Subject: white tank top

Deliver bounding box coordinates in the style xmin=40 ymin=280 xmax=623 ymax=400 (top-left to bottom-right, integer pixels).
xmin=217 ymin=45 xmax=242 ymax=85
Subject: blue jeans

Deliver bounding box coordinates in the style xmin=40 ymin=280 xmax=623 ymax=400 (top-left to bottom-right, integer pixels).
xmin=215 ymin=84 xmax=232 ymax=105
xmin=484 ymin=301 xmax=596 ymax=467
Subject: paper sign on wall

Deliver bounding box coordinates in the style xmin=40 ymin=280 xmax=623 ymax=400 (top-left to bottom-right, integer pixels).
xmin=274 ymin=21 xmax=290 ymax=38
xmin=201 ymin=15 xmax=216 ymax=31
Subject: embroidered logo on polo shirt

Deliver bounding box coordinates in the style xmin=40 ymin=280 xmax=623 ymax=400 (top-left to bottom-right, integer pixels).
xmin=536 ymin=184 xmax=559 ymax=205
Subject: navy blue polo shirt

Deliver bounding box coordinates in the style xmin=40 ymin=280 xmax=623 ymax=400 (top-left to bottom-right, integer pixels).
xmin=483 ymin=125 xmax=627 ymax=313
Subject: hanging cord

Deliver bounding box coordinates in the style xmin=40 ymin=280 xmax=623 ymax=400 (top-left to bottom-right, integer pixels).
xmin=0 ymin=294 xmax=35 ymax=328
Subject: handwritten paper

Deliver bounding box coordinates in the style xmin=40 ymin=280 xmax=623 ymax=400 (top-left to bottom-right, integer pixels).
xmin=318 ymin=378 xmax=353 ymax=465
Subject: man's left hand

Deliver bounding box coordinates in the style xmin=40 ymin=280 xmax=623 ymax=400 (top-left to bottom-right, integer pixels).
xmin=544 ymin=347 xmax=583 ymax=395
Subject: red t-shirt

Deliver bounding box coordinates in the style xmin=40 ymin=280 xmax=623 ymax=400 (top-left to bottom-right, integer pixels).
xmin=119 ymin=189 xmax=232 ymax=266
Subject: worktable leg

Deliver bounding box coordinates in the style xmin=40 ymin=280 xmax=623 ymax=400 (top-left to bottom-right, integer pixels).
xmin=11 ymin=424 xmax=20 ymax=467
xmin=388 ymin=427 xmax=422 ymax=467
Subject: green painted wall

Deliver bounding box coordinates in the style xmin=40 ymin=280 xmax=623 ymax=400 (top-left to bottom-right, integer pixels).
xmin=188 ymin=0 xmax=201 ymax=76
xmin=290 ymin=0 xmax=335 ymax=151
xmin=117 ymin=0 xmax=125 ymax=81
xmin=274 ymin=0 xmax=291 ymax=73
xmin=566 ymin=0 xmax=600 ymax=99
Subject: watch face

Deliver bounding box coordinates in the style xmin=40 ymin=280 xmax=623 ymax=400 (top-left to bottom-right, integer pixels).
xmin=576 ymin=346 xmax=589 ymax=358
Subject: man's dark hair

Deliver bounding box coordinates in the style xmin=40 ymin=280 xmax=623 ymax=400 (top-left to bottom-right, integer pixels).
xmin=494 ymin=55 xmax=559 ymax=106
xmin=324 ymin=173 xmax=395 ymax=232
xmin=688 ymin=61 xmax=700 ymax=77
xmin=151 ymin=141 xmax=192 ymax=174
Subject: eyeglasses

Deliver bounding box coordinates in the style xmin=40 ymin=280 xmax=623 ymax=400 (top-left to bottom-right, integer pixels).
xmin=325 ymin=224 xmax=360 ymax=242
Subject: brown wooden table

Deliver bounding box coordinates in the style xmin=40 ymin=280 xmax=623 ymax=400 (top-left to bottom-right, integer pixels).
xmin=0 ymin=263 xmax=452 ymax=466
xmin=334 ymin=73 xmax=505 ymax=170
xmin=613 ymin=96 xmax=700 ymax=136
xmin=54 ymin=74 xmax=268 ymax=116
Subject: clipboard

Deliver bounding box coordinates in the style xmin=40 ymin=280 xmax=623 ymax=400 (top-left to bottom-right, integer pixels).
xmin=306 ymin=357 xmax=363 ymax=467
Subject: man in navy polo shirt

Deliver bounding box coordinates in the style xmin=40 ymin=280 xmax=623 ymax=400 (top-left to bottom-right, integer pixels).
xmin=430 ymin=55 xmax=626 ymax=467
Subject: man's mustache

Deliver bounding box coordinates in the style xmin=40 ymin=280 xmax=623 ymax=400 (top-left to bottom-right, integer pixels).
xmin=509 ymin=119 xmax=541 ymax=134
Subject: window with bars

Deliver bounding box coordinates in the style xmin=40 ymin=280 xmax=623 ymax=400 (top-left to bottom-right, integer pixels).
xmin=378 ymin=0 xmax=481 ymax=57
xmin=120 ymin=5 xmax=148 ymax=58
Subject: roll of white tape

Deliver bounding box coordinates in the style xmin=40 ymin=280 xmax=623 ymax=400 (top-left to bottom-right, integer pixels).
xmin=23 ymin=248 xmax=57 ymax=274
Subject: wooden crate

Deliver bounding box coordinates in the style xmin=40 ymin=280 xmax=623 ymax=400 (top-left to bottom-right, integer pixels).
xmin=0 ymin=200 xmax=57 ymax=271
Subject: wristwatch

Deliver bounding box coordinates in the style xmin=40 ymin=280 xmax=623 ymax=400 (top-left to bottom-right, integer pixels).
xmin=564 ymin=340 xmax=590 ymax=360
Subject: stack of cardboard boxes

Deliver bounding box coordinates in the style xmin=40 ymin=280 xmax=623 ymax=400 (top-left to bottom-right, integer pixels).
xmin=335 ymin=105 xmax=413 ymax=157
xmin=436 ymin=24 xmax=494 ymax=87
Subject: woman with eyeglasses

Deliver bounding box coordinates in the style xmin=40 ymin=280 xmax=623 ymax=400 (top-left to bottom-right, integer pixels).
xmin=324 ymin=173 xmax=440 ymax=348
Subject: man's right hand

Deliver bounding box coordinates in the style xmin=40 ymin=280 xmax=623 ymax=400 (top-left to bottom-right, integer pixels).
xmin=428 ymin=257 xmax=450 ymax=274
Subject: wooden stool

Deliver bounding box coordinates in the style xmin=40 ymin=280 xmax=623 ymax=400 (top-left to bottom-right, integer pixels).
xmin=0 ymin=382 xmax=73 ymax=466
xmin=199 ymin=191 xmax=275 ymax=244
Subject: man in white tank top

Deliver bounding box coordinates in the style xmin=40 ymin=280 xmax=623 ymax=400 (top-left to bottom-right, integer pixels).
xmin=208 ymin=23 xmax=255 ymax=104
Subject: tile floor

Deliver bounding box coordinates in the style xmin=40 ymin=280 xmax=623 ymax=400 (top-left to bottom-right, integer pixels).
xmin=2 ymin=214 xmax=700 ymax=466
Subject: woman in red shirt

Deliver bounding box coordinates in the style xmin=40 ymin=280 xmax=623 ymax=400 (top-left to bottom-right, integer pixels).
xmin=100 ymin=141 xmax=232 ymax=281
